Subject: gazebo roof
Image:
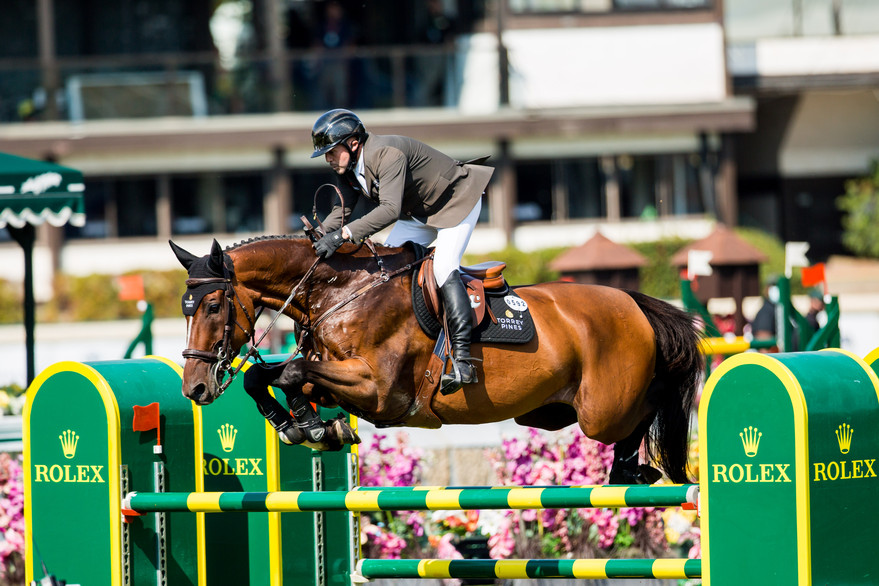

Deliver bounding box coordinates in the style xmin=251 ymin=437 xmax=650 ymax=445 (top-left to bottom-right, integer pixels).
xmin=550 ymin=232 xmax=647 ymax=272
xmin=671 ymin=224 xmax=768 ymax=266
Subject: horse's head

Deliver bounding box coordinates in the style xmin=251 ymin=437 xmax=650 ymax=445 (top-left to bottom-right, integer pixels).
xmin=170 ymin=239 xmax=254 ymax=405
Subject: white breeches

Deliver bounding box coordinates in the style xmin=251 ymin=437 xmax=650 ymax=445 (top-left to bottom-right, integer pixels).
xmin=384 ymin=199 xmax=482 ymax=285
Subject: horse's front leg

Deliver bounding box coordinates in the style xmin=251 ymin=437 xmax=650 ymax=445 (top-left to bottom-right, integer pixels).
xmin=242 ymin=363 xmax=328 ymax=448
xmin=243 ymin=362 xmax=359 ymax=451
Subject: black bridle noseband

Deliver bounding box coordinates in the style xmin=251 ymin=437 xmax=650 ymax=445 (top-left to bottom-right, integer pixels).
xmin=181 ymin=274 xmax=260 ymax=393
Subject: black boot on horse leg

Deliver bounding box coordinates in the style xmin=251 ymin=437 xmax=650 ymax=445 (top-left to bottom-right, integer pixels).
xmin=439 ymin=272 xmax=478 ymax=395
xmin=243 ymin=363 xmax=308 ymax=445
xmin=608 ymin=419 xmax=663 ymax=485
xmin=287 ymin=394 xmax=360 ymax=452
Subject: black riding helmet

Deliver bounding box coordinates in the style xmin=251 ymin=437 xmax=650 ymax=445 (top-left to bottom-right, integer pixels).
xmin=310 ymin=109 xmax=366 ymax=159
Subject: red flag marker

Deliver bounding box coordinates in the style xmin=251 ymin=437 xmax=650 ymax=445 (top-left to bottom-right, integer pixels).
xmin=801 ymin=263 xmax=826 ymax=290
xmin=133 ymin=402 xmax=162 ymax=453
xmin=117 ymin=274 xmax=145 ymax=301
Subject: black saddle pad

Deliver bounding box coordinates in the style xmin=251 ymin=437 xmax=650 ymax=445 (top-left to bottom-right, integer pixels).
xmin=411 ymin=269 xmax=535 ymax=345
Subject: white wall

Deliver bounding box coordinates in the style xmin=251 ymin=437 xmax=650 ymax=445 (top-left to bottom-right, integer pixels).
xmin=458 ymin=24 xmax=727 ymax=112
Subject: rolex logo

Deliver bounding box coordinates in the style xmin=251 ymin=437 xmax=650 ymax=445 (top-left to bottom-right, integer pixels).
xmin=836 ymin=423 xmax=853 ymax=454
xmin=218 ymin=423 xmax=237 ymax=452
xmin=740 ymin=426 xmax=762 ymax=457
xmin=59 ymin=429 xmax=79 ymax=459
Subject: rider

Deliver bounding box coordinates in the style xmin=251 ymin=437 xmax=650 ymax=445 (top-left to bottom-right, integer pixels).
xmin=310 ymin=108 xmax=493 ymax=394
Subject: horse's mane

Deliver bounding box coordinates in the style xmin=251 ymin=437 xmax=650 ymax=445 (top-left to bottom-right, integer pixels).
xmin=224 ymin=234 xmax=308 ymax=252
xmin=224 ymin=234 xmax=414 ymax=258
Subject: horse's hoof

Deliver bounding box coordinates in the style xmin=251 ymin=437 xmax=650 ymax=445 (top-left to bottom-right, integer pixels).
xmin=637 ymin=465 xmax=663 ymax=485
xmin=609 ymin=464 xmax=663 ymax=485
xmin=329 ymin=416 xmax=361 ymax=445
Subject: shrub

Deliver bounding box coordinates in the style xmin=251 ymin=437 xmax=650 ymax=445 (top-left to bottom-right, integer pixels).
xmin=0 ymin=280 xmax=22 ymax=325
xmin=630 ymin=238 xmax=691 ymax=299
xmin=39 ymin=269 xmax=188 ymax=323
xmin=463 ymin=246 xmax=566 ymax=286
xmin=837 ymin=161 xmax=879 ymax=258
xmin=0 ymin=385 xmax=26 ymax=416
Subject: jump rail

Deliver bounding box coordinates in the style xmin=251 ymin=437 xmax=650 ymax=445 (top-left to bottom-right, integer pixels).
xmin=123 ymin=484 xmax=698 ymax=516
xmin=353 ymin=558 xmax=703 ymax=582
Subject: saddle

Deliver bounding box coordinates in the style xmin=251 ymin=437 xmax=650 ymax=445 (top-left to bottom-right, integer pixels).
xmin=416 ymin=256 xmax=508 ymax=329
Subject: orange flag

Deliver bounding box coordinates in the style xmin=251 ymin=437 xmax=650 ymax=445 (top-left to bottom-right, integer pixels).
xmin=117 ymin=274 xmax=145 ymax=301
xmin=801 ymin=263 xmax=826 ymax=289
xmin=132 ymin=402 xmax=161 ymax=448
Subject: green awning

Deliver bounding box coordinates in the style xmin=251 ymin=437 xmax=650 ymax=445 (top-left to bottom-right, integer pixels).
xmin=0 ymin=152 xmax=85 ymax=228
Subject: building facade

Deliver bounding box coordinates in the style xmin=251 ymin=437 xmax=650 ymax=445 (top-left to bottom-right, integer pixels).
xmin=1 ymin=0 xmax=877 ymax=296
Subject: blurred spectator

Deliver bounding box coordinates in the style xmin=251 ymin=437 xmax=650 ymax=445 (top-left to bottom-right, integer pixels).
xmin=308 ymin=1 xmax=357 ymax=110
xmin=805 ymin=289 xmax=827 ymax=331
xmin=410 ymin=0 xmax=457 ymax=107
xmin=750 ymin=277 xmax=779 ymax=352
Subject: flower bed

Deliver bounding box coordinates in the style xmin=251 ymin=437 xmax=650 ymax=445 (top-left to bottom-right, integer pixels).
xmin=358 ymin=428 xmax=701 ymax=571
xmin=0 ymin=454 xmax=24 ymax=585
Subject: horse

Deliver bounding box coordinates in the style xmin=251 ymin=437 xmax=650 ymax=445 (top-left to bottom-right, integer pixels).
xmin=170 ymin=236 xmax=702 ymax=484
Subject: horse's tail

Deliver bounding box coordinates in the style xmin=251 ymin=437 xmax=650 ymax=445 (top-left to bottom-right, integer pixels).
xmin=626 ymin=290 xmax=702 ymax=484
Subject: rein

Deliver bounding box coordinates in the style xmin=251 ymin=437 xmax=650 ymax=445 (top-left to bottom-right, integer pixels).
xmin=184 ymin=184 xmax=425 ymax=392
xmin=305 ymin=252 xmax=428 ymax=337
xmin=184 ymin=248 xmax=428 ymax=395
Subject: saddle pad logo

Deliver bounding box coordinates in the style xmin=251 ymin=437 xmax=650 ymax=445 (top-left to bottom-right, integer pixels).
xmin=504 ymin=295 xmax=528 ymax=312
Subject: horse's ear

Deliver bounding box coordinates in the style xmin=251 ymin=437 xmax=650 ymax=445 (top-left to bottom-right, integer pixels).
xmin=169 ymin=240 xmax=198 ymax=271
xmin=208 ymin=239 xmax=225 ymax=274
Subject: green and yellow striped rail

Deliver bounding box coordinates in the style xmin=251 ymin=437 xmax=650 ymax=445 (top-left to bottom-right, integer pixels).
xmin=124 ymin=484 xmax=697 ymax=515
xmin=353 ymin=558 xmax=702 ymax=581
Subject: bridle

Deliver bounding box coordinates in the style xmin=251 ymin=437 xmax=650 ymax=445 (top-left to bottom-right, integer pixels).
xmin=181 ymin=272 xmax=260 ymax=393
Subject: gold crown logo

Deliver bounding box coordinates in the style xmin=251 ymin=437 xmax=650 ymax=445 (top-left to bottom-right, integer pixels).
xmin=59 ymin=429 xmax=79 ymax=459
xmin=740 ymin=426 xmax=762 ymax=457
xmin=218 ymin=423 xmax=238 ymax=452
xmin=835 ymin=423 xmax=853 ymax=454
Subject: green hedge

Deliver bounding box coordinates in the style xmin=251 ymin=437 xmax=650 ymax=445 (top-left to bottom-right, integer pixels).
xmin=37 ymin=269 xmax=188 ymax=322
xmin=0 ymin=279 xmax=22 ymax=324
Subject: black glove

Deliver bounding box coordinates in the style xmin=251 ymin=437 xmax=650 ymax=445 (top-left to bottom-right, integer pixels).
xmin=314 ymin=229 xmax=345 ymax=258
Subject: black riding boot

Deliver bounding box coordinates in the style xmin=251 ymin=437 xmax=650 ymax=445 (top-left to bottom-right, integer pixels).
xmin=439 ymin=272 xmax=478 ymax=395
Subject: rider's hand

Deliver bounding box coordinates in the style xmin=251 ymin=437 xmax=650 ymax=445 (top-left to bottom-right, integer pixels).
xmin=314 ymin=229 xmax=345 ymax=258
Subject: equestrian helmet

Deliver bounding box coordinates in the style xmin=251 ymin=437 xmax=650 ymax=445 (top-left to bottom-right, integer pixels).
xmin=310 ymin=109 xmax=366 ymax=158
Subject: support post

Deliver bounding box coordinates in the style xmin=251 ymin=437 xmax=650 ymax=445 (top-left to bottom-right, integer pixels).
xmin=8 ymin=224 xmax=37 ymax=385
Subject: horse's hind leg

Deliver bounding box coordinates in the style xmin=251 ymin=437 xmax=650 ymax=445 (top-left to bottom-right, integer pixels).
xmin=608 ymin=416 xmax=662 ymax=485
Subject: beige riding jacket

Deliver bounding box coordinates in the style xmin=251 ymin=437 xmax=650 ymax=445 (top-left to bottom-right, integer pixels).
xmin=321 ymin=133 xmax=493 ymax=243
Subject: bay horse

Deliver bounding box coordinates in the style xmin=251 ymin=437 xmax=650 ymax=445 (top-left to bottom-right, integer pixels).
xmin=171 ymin=236 xmax=702 ymax=484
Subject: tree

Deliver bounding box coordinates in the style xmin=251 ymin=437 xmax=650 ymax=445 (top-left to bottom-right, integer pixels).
xmin=837 ymin=161 xmax=879 ymax=258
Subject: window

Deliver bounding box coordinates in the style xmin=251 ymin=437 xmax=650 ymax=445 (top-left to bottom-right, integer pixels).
xmin=508 ymin=0 xmax=712 ymax=14
xmin=563 ymin=159 xmax=604 ymax=219
xmin=118 ymin=179 xmax=158 ymax=237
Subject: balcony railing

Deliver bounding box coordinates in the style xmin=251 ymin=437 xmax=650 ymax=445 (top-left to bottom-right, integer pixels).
xmin=0 ymin=44 xmax=462 ymax=124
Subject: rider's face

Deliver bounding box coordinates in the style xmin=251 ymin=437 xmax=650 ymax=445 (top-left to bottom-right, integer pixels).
xmin=325 ymin=138 xmax=358 ymax=174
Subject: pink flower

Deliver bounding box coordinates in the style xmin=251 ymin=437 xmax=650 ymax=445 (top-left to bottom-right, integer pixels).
xmin=0 ymin=454 xmax=24 ymax=579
